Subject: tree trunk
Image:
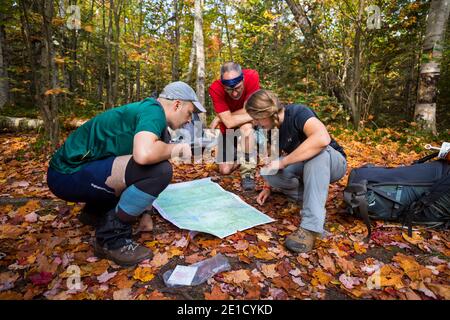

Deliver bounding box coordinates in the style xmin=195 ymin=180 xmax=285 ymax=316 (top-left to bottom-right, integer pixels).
xmin=171 ymin=0 xmax=182 ymax=81
xmin=0 ymin=13 xmax=9 ymax=110
xmin=112 ymin=0 xmax=123 ymax=105
xmin=39 ymin=0 xmax=60 ymax=148
xmin=414 ymin=0 xmax=450 ymax=134
xmin=19 ymin=0 xmax=60 ymax=148
xmin=186 ymin=40 xmax=196 ymax=83
xmin=349 ymin=0 xmax=364 ymax=129
xmin=194 ymin=0 xmax=206 ymax=123
xmin=105 ymin=0 xmax=113 ymax=108
xmin=222 ymin=3 xmax=233 ymax=61
xmin=135 ymin=1 xmax=144 ymax=101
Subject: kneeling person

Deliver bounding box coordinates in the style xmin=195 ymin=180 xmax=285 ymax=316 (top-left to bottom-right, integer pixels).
xmin=47 ymin=81 xmax=205 ymax=266
xmin=245 ymin=90 xmax=347 ymax=253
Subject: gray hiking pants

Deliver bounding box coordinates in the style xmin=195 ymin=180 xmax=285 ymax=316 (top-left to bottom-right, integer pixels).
xmin=262 ymin=145 xmax=347 ymax=234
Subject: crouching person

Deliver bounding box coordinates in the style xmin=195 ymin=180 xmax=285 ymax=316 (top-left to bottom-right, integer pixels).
xmin=47 ymin=81 xmax=205 ymax=267
xmin=245 ymin=90 xmax=347 ymax=253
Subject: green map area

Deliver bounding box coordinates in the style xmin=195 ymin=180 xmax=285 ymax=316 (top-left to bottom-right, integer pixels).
xmin=153 ymin=178 xmax=275 ymax=238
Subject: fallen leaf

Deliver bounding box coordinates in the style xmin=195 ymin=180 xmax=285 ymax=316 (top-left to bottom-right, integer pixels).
xmin=150 ymin=252 xmax=169 ymax=268
xmin=233 ymin=240 xmax=249 ymax=251
xmin=113 ymin=288 xmax=133 ymax=300
xmin=353 ymin=242 xmax=367 ymax=254
xmin=392 ymin=253 xmax=432 ymax=281
xmin=336 ymin=257 xmax=356 ymax=274
xmin=204 ymin=285 xmax=229 ymax=300
xmin=24 ymin=212 xmax=38 ymax=223
xmin=402 ymin=231 xmax=423 ymax=245
xmin=133 ymin=267 xmax=155 ymax=282
xmin=0 ymin=272 xmax=20 ymax=292
xmin=39 ymin=214 xmax=57 ymax=222
xmin=427 ymin=283 xmax=450 ymax=300
xmin=185 ymin=253 xmax=205 ymax=264
xmin=29 ymin=272 xmax=53 ymax=286
xmin=222 ymin=269 xmax=251 ymax=285
xmin=319 ymin=254 xmax=336 ymax=274
xmin=339 ymin=273 xmax=362 ymax=289
xmin=109 ymin=273 xmax=135 ymax=289
xmin=367 ymin=265 xmax=404 ymax=290
xmin=410 ymin=281 xmax=437 ymax=299
xmin=311 ymin=269 xmax=332 ymax=286
xmin=0 ymin=224 xmax=25 ymax=239
xmin=97 ymin=271 xmax=118 ymax=284
xmin=16 ymin=200 xmax=40 ymax=216
xmin=260 ymin=264 xmax=279 ymax=279
xmin=244 ymin=284 xmax=261 ymax=299
xmin=147 ymin=290 xmax=169 ymax=300
xmin=256 ymin=232 xmax=272 ymax=242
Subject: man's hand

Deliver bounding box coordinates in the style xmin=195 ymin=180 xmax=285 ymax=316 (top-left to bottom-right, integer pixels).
xmin=171 ymin=143 xmax=192 ymax=163
xmin=209 ymin=116 xmax=221 ymax=129
xmin=260 ymin=159 xmax=286 ymax=176
xmin=257 ymin=188 xmax=271 ymax=205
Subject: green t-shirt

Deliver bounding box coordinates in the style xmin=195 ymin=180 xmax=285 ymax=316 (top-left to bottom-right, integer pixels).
xmin=50 ymin=98 xmax=167 ymax=174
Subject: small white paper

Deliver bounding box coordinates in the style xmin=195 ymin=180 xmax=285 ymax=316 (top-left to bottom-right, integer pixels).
xmin=167 ymin=265 xmax=198 ymax=286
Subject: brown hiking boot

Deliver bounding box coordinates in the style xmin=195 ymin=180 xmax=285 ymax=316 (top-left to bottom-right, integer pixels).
xmin=94 ymin=239 xmax=153 ymax=267
xmin=285 ymin=227 xmax=318 ymax=253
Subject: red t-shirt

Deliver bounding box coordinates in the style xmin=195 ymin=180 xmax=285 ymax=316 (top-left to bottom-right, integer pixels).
xmin=209 ymin=69 xmax=260 ymax=133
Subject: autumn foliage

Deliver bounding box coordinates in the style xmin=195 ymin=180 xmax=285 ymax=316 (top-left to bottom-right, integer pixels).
xmin=0 ymin=129 xmax=449 ymax=300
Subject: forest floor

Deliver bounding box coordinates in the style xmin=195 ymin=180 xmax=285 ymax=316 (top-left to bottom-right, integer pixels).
xmin=0 ymin=126 xmax=449 ymax=300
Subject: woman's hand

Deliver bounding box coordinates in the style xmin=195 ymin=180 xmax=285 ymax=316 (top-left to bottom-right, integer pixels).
xmin=257 ymin=188 xmax=271 ymax=205
xmin=209 ymin=116 xmax=221 ymax=129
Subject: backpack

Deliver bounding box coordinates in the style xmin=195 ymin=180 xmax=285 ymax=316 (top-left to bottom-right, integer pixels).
xmin=343 ymin=158 xmax=450 ymax=239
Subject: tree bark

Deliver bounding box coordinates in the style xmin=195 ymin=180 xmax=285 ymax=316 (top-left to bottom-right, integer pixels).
xmin=222 ymin=3 xmax=233 ymax=61
xmin=414 ymin=0 xmax=450 ymax=134
xmin=186 ymin=38 xmax=196 ymax=83
xmin=105 ymin=0 xmax=113 ymax=108
xmin=19 ymin=0 xmax=59 ymax=148
xmin=112 ymin=0 xmax=123 ymax=105
xmin=171 ymin=0 xmax=182 ymax=81
xmin=39 ymin=0 xmax=60 ymax=148
xmin=0 ymin=13 xmax=9 ymax=110
xmin=194 ymin=0 xmax=206 ymax=123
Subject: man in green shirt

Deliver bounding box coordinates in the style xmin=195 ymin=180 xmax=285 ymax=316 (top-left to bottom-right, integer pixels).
xmin=47 ymin=81 xmax=205 ymax=267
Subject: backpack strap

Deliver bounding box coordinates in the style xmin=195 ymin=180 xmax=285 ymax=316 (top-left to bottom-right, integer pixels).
xmin=344 ymin=181 xmax=372 ymax=240
xmin=413 ymin=152 xmax=439 ymax=164
xmin=402 ymin=173 xmax=450 ymax=236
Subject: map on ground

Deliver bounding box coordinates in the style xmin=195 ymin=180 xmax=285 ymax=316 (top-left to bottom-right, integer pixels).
xmin=153 ymin=178 xmax=275 ymax=238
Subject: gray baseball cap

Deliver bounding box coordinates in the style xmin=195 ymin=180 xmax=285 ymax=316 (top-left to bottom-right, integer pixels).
xmin=159 ymin=81 xmax=206 ymax=113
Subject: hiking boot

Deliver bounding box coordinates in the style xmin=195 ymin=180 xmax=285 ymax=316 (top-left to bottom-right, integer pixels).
xmin=94 ymin=239 xmax=153 ymax=267
xmin=241 ymin=175 xmax=256 ymax=191
xmin=95 ymin=209 xmax=152 ymax=267
xmin=285 ymin=227 xmax=318 ymax=253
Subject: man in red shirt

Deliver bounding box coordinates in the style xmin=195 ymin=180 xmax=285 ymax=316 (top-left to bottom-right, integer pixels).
xmin=209 ymin=62 xmax=260 ymax=190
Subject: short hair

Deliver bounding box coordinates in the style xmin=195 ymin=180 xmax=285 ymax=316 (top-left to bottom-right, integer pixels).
xmin=220 ymin=62 xmax=242 ymax=77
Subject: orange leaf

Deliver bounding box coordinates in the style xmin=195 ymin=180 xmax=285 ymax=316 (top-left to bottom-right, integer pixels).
xmin=392 ymin=253 xmax=432 ymax=281
xmin=133 ymin=267 xmax=155 ymax=282
xmin=311 ymin=269 xmax=332 ymax=286
xmin=204 ymin=285 xmax=229 ymax=300
xmin=222 ymin=269 xmax=251 ymax=285
xmin=150 ymin=252 xmax=169 ymax=268
xmin=0 ymin=224 xmax=25 ymax=239
xmin=260 ymin=264 xmax=279 ymax=279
